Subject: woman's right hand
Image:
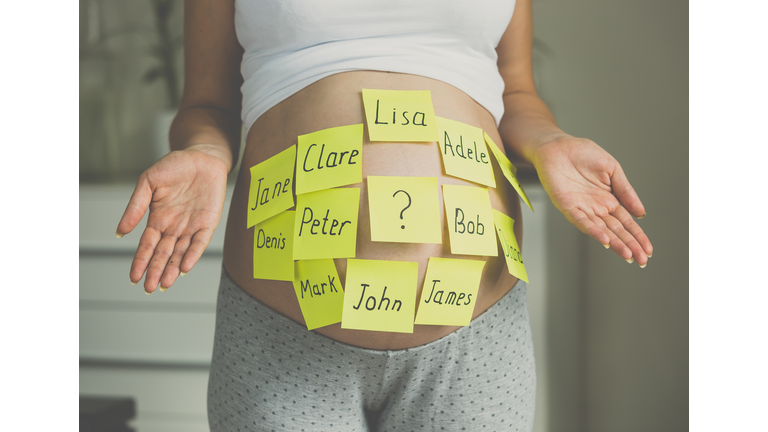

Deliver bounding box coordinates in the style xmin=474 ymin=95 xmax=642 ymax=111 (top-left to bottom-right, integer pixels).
xmin=116 ymin=144 xmax=230 ymax=293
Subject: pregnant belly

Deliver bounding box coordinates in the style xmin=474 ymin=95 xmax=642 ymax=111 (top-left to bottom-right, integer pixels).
xmin=222 ymin=71 xmax=523 ymax=350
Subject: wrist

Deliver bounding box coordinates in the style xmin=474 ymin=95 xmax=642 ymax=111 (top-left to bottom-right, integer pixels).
xmin=182 ymin=143 xmax=233 ymax=173
xmin=528 ymin=133 xmax=572 ymax=163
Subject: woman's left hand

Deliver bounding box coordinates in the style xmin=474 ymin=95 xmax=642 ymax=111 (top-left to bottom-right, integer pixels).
xmin=532 ymin=134 xmax=653 ymax=267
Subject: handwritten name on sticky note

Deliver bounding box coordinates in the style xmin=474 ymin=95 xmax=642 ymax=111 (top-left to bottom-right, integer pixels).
xmin=367 ymin=176 xmax=442 ymax=244
xmin=484 ymin=132 xmax=534 ymax=212
xmin=414 ymin=257 xmax=485 ymax=326
xmin=362 ymin=89 xmax=439 ymax=142
xmin=296 ymin=124 xmax=363 ymax=195
xmin=437 ymin=117 xmax=496 ymax=188
xmin=292 ymin=188 xmax=360 ymax=260
xmin=253 ymin=210 xmax=295 ymax=281
xmin=292 ymin=259 xmax=345 ymax=330
xmin=492 ymin=209 xmax=529 ymax=282
xmin=442 ymin=184 xmax=498 ymax=257
xmin=247 ymin=145 xmax=296 ymax=228
xmin=341 ymin=259 xmax=418 ymax=333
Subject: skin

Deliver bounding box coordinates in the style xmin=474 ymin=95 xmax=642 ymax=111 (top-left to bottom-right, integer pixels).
xmin=494 ymin=0 xmax=651 ymax=262
xmin=116 ymin=0 xmax=653 ymax=349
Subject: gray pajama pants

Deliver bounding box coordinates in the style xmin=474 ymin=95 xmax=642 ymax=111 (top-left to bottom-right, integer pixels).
xmin=208 ymin=267 xmax=536 ymax=432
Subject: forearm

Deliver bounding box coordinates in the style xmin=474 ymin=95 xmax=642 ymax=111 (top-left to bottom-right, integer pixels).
xmin=497 ymin=90 xmax=568 ymax=164
xmin=169 ymin=105 xmax=242 ymax=173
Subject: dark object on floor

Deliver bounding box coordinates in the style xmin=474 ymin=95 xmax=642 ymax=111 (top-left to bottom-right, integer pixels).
xmin=79 ymin=395 xmax=136 ymax=432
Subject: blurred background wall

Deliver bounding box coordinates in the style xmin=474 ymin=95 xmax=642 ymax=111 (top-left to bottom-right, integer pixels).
xmin=534 ymin=0 xmax=688 ymax=431
xmin=79 ymin=0 xmax=185 ymax=182
xmin=79 ymin=0 xmax=688 ymax=431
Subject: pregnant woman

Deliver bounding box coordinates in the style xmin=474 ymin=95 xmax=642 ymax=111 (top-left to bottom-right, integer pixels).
xmin=116 ymin=0 xmax=652 ymax=430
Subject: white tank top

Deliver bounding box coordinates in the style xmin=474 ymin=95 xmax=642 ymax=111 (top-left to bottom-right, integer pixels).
xmin=235 ymin=0 xmax=516 ymax=131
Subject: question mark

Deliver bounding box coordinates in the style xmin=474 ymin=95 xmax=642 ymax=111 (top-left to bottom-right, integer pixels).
xmin=393 ymin=190 xmax=411 ymax=229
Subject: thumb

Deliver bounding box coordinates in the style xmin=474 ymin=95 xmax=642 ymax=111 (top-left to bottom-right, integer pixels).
xmin=116 ymin=176 xmax=153 ymax=237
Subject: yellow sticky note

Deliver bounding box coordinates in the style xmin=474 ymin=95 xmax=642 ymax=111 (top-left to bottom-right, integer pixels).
xmin=362 ymin=89 xmax=439 ymax=142
xmin=367 ymin=176 xmax=442 ymax=244
xmin=292 ymin=259 xmax=345 ymax=330
xmin=341 ymin=259 xmax=418 ymax=333
xmin=492 ymin=209 xmax=529 ymax=282
xmin=293 ymin=188 xmax=360 ymax=260
xmin=247 ymin=145 xmax=296 ymax=228
xmin=414 ymin=257 xmax=485 ymax=326
xmin=253 ymin=210 xmax=295 ymax=281
xmin=442 ymin=184 xmax=498 ymax=257
xmin=437 ymin=117 xmax=496 ymax=188
xmin=296 ymin=124 xmax=364 ymax=195
xmin=484 ymin=132 xmax=534 ymax=212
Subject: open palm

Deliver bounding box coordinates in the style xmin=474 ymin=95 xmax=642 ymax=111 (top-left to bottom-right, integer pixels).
xmin=117 ymin=148 xmax=229 ymax=292
xmin=532 ymin=136 xmax=653 ymax=266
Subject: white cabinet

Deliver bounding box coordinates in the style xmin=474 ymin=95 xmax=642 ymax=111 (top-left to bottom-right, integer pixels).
xmin=79 ymin=183 xmax=232 ymax=431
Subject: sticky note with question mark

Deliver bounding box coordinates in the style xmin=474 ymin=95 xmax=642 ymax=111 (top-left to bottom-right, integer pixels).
xmin=367 ymin=176 xmax=442 ymax=244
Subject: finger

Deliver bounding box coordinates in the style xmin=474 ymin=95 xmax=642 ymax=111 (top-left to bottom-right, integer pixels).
xmin=611 ymin=206 xmax=654 ymax=260
xmin=117 ymin=175 xmax=153 ymax=238
xmin=583 ymin=212 xmax=633 ymax=258
xmin=564 ymin=206 xmax=641 ymax=263
xmin=566 ymin=207 xmax=612 ymax=247
xmin=144 ymin=234 xmax=178 ymax=293
xmin=129 ymin=227 xmax=162 ymax=285
xmin=159 ymin=235 xmax=192 ymax=290
xmin=603 ymin=213 xmax=647 ymax=265
xmin=611 ymin=163 xmax=646 ymax=219
xmin=180 ymin=228 xmax=215 ymax=274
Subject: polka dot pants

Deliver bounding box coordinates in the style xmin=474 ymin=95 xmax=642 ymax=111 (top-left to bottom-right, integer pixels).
xmin=208 ymin=268 xmax=536 ymax=432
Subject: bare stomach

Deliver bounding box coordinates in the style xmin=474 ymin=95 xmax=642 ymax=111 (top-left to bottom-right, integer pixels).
xmin=222 ymin=71 xmax=523 ymax=350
